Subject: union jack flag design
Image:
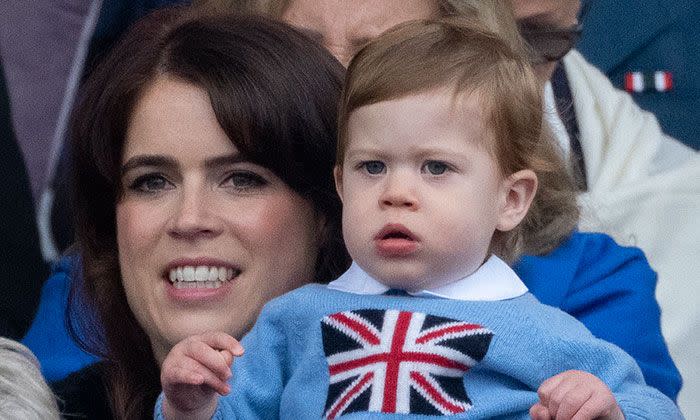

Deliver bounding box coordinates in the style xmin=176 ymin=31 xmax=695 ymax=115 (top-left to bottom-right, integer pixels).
xmin=321 ymin=309 xmax=493 ymax=419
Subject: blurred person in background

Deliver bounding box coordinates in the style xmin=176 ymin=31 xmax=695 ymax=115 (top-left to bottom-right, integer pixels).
xmin=0 ymin=337 xmax=60 ymax=419
xmin=0 ymin=55 xmax=49 ymax=340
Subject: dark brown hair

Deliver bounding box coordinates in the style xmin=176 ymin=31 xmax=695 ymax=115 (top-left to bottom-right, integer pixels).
xmin=338 ymin=18 xmax=578 ymax=263
xmin=68 ymin=8 xmax=348 ymax=418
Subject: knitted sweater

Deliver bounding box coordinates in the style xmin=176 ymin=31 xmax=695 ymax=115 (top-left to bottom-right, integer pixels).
xmin=156 ymin=284 xmax=680 ymax=419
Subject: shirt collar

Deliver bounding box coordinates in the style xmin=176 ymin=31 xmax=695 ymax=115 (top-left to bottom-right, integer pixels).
xmin=327 ymin=255 xmax=528 ymax=301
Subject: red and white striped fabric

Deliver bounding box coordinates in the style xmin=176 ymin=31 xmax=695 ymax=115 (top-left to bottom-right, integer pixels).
xmin=624 ymin=71 xmax=672 ymax=93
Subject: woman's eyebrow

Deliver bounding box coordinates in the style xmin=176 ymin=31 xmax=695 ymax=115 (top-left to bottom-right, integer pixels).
xmin=121 ymin=155 xmax=177 ymax=174
xmin=121 ymin=154 xmax=248 ymax=175
xmin=204 ymin=154 xmax=247 ymax=170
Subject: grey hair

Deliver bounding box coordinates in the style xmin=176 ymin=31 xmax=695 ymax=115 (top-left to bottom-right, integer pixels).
xmin=0 ymin=338 xmax=60 ymax=420
xmin=192 ymin=0 xmax=289 ymax=16
xmin=438 ymin=1 xmax=525 ymax=48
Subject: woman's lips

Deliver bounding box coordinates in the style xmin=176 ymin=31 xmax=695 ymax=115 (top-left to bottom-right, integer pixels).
xmin=165 ymin=278 xmax=235 ymax=302
xmin=374 ymin=223 xmax=419 ymax=257
xmin=163 ymin=257 xmax=240 ymax=302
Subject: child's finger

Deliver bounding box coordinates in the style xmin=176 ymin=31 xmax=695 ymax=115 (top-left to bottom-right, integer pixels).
xmin=183 ymin=337 xmax=234 ymax=381
xmin=199 ymin=331 xmax=244 ymax=356
xmin=176 ymin=355 xmax=231 ymax=396
xmin=219 ymin=349 xmax=234 ymax=366
xmin=162 ymin=364 xmax=205 ymax=389
xmin=547 ymin=379 xmax=582 ymax=418
xmin=570 ymin=390 xmax=621 ymax=420
xmin=553 ymin=388 xmax=592 ymax=420
xmin=529 ymin=402 xmax=552 ymax=420
xmin=537 ymin=372 xmax=567 ymax=407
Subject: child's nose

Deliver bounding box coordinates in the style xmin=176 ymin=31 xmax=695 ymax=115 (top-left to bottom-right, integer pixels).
xmin=378 ymin=174 xmax=419 ymax=210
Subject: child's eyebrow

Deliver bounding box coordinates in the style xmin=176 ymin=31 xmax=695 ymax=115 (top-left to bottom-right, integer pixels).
xmin=343 ymin=147 xmax=391 ymax=159
xmin=412 ymin=146 xmax=469 ymax=157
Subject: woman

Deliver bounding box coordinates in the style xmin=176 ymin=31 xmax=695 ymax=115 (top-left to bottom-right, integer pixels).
xmin=53 ymin=8 xmax=348 ymax=418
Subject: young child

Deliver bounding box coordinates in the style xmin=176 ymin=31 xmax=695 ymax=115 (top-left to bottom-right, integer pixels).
xmin=157 ymin=19 xmax=681 ymax=420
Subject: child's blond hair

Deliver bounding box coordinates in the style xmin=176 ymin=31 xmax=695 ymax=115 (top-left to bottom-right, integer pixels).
xmin=338 ymin=18 xmax=578 ymax=263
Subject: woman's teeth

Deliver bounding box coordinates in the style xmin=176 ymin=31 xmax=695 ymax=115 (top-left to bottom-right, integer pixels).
xmin=168 ymin=266 xmax=238 ymax=289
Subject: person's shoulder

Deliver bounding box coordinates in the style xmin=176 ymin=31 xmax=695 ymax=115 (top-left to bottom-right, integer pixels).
xmin=267 ymin=283 xmax=328 ymax=304
xmin=530 ymin=231 xmax=648 ymax=274
xmin=562 ymin=231 xmax=647 ymax=260
xmin=258 ymin=284 xmax=331 ymax=317
xmin=565 ymin=232 xmax=654 ymax=283
xmin=512 ymin=294 xmax=607 ymax=349
xmin=517 ymin=231 xmax=655 ymax=303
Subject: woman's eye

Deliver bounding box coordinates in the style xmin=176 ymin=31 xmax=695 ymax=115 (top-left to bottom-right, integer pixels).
xmin=223 ymin=171 xmax=267 ymax=191
xmin=422 ymin=160 xmax=450 ymax=175
xmin=128 ymin=174 xmax=173 ymax=193
xmin=361 ymin=161 xmax=386 ymax=175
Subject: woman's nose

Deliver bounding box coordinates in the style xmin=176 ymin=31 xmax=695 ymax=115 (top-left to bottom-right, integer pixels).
xmin=378 ymin=174 xmax=419 ymax=210
xmin=168 ymin=187 xmax=222 ymax=240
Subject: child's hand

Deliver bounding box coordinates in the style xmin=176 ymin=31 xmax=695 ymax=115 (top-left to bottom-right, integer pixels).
xmin=160 ymin=331 xmax=244 ymax=420
xmin=529 ymin=370 xmax=624 ymax=420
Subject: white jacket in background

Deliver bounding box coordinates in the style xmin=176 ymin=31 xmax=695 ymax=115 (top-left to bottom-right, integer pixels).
xmin=561 ymin=50 xmax=700 ymax=418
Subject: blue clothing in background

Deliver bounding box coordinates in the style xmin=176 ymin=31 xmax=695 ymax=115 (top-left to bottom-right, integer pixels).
xmin=22 ymin=257 xmax=98 ymax=382
xmin=23 ymin=232 xmax=681 ymax=400
xmin=578 ymin=0 xmax=700 ymax=149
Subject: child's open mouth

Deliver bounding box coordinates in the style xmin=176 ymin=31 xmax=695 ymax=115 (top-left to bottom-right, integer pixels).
xmin=374 ymin=224 xmax=419 ymax=257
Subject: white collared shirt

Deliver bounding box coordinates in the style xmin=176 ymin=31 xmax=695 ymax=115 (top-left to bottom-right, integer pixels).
xmin=327 ymin=255 xmax=528 ymax=302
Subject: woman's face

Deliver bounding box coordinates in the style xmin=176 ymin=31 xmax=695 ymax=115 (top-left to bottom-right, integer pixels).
xmin=117 ymin=76 xmax=321 ymax=363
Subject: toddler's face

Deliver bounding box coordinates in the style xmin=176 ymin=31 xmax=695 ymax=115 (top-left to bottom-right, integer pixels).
xmin=336 ymin=88 xmax=513 ymax=291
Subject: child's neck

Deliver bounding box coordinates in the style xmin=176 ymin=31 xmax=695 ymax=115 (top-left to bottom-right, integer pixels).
xmin=376 ymin=255 xmax=493 ymax=293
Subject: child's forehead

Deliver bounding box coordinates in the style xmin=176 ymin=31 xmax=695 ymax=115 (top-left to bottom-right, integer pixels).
xmin=348 ymin=87 xmax=492 ymax=138
xmin=357 ymin=85 xmax=488 ymax=117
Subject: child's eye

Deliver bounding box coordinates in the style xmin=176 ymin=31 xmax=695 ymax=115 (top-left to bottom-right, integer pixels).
xmin=360 ymin=160 xmax=386 ymax=175
xmin=422 ymin=160 xmax=450 ymax=175
xmin=128 ymin=174 xmax=174 ymax=193
xmin=222 ymin=170 xmax=268 ymax=191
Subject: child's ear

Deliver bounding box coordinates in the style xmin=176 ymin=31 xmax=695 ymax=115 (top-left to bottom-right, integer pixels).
xmin=333 ymin=166 xmax=344 ymax=203
xmin=496 ymin=169 xmax=537 ymax=232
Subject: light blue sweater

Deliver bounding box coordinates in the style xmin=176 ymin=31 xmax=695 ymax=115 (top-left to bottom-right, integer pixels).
xmin=156 ymin=283 xmax=680 ymax=419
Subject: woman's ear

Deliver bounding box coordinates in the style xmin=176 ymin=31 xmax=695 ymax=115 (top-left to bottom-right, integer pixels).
xmin=496 ymin=169 xmax=537 ymax=232
xmin=333 ymin=166 xmax=344 ymax=203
